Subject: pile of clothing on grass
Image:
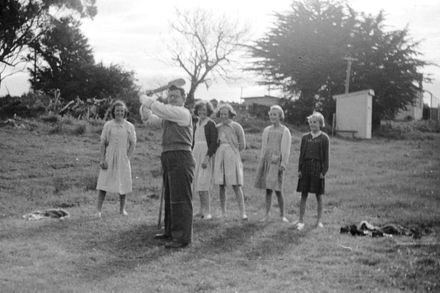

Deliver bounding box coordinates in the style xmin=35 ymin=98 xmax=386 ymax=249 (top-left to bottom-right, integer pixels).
xmin=22 ymin=208 xmax=70 ymax=221
xmin=340 ymin=220 xmax=433 ymax=239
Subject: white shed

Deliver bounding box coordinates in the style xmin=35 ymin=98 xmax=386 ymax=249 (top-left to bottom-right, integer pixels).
xmin=333 ymin=89 xmax=374 ymax=139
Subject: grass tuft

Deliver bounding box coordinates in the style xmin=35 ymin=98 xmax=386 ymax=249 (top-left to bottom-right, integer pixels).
xmin=52 ymin=177 xmax=69 ymax=194
xmin=83 ymin=175 xmax=98 ymax=191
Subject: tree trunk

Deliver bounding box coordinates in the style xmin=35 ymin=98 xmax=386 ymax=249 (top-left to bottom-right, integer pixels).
xmin=185 ymin=86 xmax=196 ymax=109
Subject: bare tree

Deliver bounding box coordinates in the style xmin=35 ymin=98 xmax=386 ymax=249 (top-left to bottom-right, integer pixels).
xmin=169 ymin=8 xmax=249 ymax=106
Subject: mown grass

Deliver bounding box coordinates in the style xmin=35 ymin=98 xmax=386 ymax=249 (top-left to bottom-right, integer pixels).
xmin=0 ymin=120 xmax=439 ymax=292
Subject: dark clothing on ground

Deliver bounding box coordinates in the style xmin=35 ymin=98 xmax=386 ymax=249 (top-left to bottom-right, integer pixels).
xmin=340 ymin=221 xmax=432 ymax=239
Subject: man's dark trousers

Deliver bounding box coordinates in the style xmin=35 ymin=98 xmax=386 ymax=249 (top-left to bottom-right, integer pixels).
xmin=161 ymin=150 xmax=195 ymax=244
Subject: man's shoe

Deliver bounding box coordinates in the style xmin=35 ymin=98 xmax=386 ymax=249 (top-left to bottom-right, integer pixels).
xmin=154 ymin=233 xmax=171 ymax=240
xmin=165 ymin=241 xmax=189 ymax=249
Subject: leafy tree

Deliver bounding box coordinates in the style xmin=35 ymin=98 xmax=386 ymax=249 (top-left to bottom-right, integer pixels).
xmin=0 ymin=0 xmax=96 ymax=88
xmin=1 ymin=0 xmax=38 ymax=86
xmin=28 ymin=16 xmax=139 ymax=105
xmin=347 ymin=12 xmax=428 ymax=125
xmin=85 ymin=62 xmax=140 ymax=120
xmin=249 ymin=0 xmax=430 ymax=127
xmin=87 ymin=62 xmax=140 ymax=120
xmin=28 ymin=16 xmax=94 ymax=101
xmin=168 ymin=8 xmax=249 ymax=107
xmin=86 ymin=63 xmax=139 ymax=101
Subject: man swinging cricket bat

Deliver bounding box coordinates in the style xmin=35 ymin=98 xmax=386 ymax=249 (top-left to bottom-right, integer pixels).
xmin=139 ymin=79 xmax=195 ymax=249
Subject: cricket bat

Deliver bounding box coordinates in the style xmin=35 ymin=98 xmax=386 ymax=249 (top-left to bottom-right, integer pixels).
xmin=146 ymin=78 xmax=186 ymax=96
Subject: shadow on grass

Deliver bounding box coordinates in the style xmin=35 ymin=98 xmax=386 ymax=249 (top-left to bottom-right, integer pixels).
xmin=183 ymin=219 xmax=310 ymax=262
xmin=0 ymin=214 xmax=103 ymax=241
xmin=76 ymin=222 xmax=171 ymax=282
xmin=76 ymin=219 xmax=288 ymax=282
xmin=3 ymin=214 xmax=312 ymax=283
xmin=191 ymin=220 xmax=262 ymax=255
xmin=1 ymin=215 xmax=168 ymax=282
xmin=243 ymin=225 xmax=305 ymax=260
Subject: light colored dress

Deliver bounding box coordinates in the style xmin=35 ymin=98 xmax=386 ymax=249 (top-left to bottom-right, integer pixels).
xmin=193 ymin=119 xmax=214 ymax=192
xmin=255 ymin=125 xmax=292 ymax=191
xmin=214 ymin=121 xmax=245 ymax=186
xmin=96 ymin=120 xmax=136 ymax=194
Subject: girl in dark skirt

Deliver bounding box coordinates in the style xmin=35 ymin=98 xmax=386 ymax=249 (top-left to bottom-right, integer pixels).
xmin=295 ymin=112 xmax=329 ymax=230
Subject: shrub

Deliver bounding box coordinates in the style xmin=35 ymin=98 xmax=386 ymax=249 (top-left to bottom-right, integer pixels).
xmin=374 ymin=123 xmax=406 ymax=139
xmin=72 ymin=123 xmax=87 ymax=135
xmin=49 ymin=122 xmax=63 ymax=134
xmin=414 ymin=120 xmax=440 ymax=133
xmin=374 ymin=120 xmax=439 ymax=139
xmin=40 ymin=113 xmax=60 ymax=123
xmin=60 ymin=115 xmax=75 ymax=125
xmin=235 ymin=114 xmax=268 ymax=134
xmin=86 ymin=118 xmax=105 ymax=134
xmin=86 ymin=118 xmax=105 ymax=127
xmin=45 ymin=116 xmax=92 ymax=135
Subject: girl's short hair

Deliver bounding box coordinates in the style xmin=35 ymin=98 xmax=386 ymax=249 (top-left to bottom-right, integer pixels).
xmin=216 ymin=103 xmax=236 ymax=118
xmin=269 ymin=105 xmax=285 ymax=120
xmin=194 ymin=100 xmax=214 ymax=117
xmin=109 ymin=100 xmax=128 ymax=119
xmin=307 ymin=111 xmax=325 ymax=127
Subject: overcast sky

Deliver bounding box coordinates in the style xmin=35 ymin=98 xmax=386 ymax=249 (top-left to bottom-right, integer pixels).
xmin=1 ymin=0 xmax=439 ymax=105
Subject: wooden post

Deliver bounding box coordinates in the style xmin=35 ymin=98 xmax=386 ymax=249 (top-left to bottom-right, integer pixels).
xmin=332 ymin=113 xmax=336 ymax=137
xmin=343 ymin=57 xmax=358 ymax=94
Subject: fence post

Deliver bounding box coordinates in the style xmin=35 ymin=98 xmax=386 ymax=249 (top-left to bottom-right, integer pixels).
xmin=331 ymin=113 xmax=336 ymax=137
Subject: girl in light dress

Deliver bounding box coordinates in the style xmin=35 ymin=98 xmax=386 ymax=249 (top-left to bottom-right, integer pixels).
xmin=192 ymin=101 xmax=218 ymax=220
xmin=254 ymin=105 xmax=292 ymax=223
xmin=96 ymin=100 xmax=136 ymax=217
xmin=213 ymin=104 xmax=247 ymax=220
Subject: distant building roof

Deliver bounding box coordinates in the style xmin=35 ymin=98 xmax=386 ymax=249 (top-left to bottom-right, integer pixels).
xmin=333 ymin=89 xmax=375 ymax=100
xmin=241 ymin=95 xmax=281 ymax=106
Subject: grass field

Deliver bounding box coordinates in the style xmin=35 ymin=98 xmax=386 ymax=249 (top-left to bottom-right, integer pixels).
xmin=0 ymin=120 xmax=439 ymax=292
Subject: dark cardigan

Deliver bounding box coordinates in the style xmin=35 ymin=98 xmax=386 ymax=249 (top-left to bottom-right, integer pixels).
xmin=192 ymin=118 xmax=218 ymax=158
xmin=298 ymin=132 xmax=329 ymax=176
